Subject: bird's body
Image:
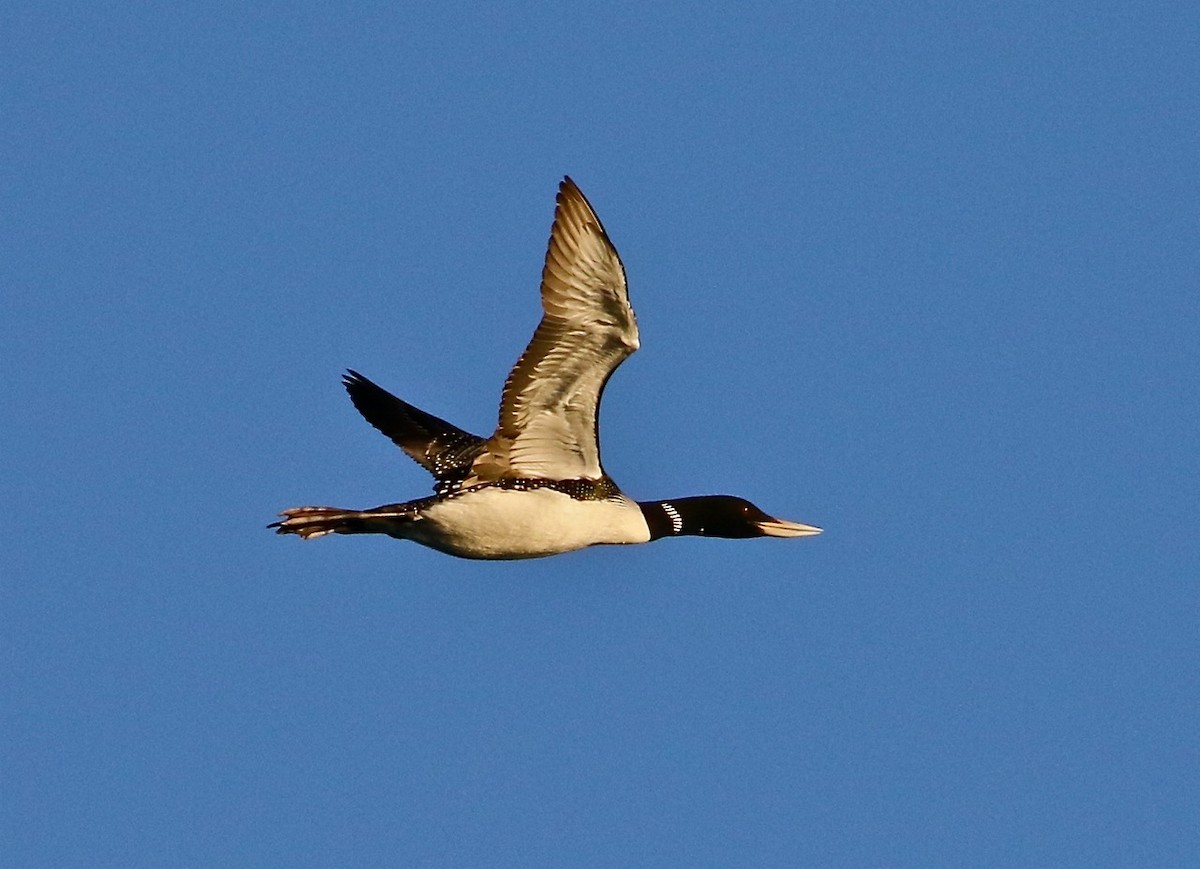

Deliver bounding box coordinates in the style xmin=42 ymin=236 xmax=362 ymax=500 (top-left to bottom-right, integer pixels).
xmin=272 ymin=178 xmax=821 ymax=559
xmin=287 ymin=487 xmax=651 ymax=561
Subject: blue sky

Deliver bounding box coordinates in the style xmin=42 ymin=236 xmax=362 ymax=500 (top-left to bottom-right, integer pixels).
xmin=4 ymin=2 xmax=1197 ymax=866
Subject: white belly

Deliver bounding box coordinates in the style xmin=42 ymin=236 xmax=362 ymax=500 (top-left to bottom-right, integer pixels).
xmin=403 ymin=487 xmax=651 ymax=560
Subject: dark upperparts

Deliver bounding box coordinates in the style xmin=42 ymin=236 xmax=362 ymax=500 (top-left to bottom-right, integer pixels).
xmin=638 ymin=496 xmax=823 ymax=541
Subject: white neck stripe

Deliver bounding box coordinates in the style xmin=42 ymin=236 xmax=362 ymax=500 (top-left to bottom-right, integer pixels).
xmin=662 ymin=502 xmax=683 ymax=535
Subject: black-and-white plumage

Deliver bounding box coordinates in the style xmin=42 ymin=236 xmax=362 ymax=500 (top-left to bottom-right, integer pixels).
xmin=272 ymin=178 xmax=821 ymax=560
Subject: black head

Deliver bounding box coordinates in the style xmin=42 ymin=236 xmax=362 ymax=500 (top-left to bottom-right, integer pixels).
xmin=639 ymin=496 xmax=822 ymax=541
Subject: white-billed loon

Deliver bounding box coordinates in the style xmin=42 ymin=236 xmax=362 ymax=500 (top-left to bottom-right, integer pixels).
xmin=272 ymin=177 xmax=822 ymax=559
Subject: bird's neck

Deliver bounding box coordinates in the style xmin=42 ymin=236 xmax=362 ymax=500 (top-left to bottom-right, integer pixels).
xmin=638 ymin=499 xmax=693 ymax=540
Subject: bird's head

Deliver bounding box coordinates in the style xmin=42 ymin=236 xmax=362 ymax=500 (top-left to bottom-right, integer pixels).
xmin=640 ymin=496 xmax=822 ymax=540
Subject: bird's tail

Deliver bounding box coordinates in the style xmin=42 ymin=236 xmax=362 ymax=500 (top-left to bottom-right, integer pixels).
xmin=269 ymin=505 xmax=418 ymax=539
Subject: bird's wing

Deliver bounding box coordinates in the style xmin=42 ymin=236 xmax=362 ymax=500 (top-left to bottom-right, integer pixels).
xmin=343 ymin=370 xmax=485 ymax=486
xmin=468 ymin=177 xmax=638 ymax=483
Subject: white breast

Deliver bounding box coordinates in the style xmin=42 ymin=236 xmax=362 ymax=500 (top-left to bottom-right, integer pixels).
xmin=402 ymin=487 xmax=651 ymax=560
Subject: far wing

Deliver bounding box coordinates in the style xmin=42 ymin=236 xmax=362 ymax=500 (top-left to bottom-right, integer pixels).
xmin=343 ymin=369 xmax=485 ymax=483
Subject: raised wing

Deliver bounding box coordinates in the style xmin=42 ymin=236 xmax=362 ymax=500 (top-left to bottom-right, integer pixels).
xmin=343 ymin=369 xmax=485 ymax=486
xmin=469 ymin=177 xmax=638 ymax=483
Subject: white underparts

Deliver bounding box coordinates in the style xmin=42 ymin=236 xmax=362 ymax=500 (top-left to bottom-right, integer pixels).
xmin=399 ymin=487 xmax=652 ymax=560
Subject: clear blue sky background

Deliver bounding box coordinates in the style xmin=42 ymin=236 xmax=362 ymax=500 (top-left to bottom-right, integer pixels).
xmin=4 ymin=3 xmax=1197 ymax=866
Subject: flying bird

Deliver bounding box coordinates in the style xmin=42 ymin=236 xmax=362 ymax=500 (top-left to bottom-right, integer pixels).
xmin=271 ymin=178 xmax=821 ymax=559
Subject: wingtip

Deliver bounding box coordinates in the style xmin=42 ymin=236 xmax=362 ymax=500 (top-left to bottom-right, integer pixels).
xmin=343 ymin=368 xmax=369 ymax=390
xmin=554 ymin=177 xmax=603 ymax=229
